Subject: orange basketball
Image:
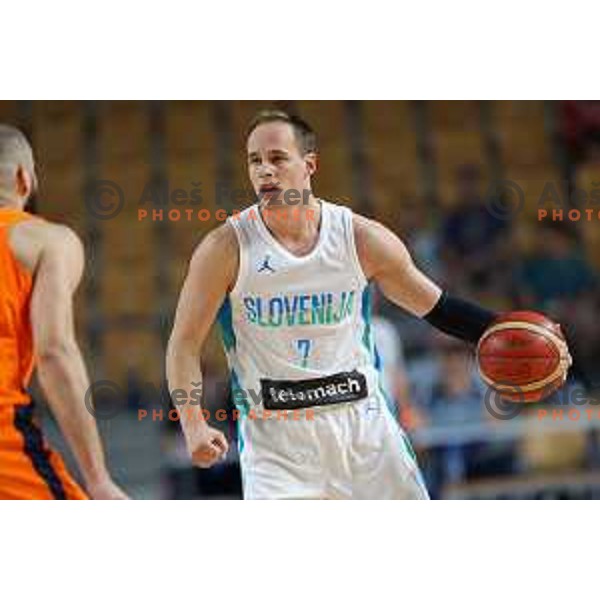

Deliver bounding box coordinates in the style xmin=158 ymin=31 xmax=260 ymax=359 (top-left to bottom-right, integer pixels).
xmin=476 ymin=311 xmax=572 ymax=403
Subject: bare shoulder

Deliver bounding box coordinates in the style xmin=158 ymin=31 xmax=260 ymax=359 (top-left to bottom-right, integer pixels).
xmin=352 ymin=212 xmax=406 ymax=242
xmin=352 ymin=213 xmax=410 ymax=279
xmin=189 ymin=222 xmax=239 ymax=290
xmin=190 ymin=222 xmax=238 ymax=262
xmin=10 ymin=217 xmax=82 ymax=249
xmin=9 ymin=217 xmax=83 ymax=274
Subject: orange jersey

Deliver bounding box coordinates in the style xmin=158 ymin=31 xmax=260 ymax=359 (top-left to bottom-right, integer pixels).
xmin=0 ymin=208 xmax=34 ymax=405
xmin=0 ymin=208 xmax=86 ymax=499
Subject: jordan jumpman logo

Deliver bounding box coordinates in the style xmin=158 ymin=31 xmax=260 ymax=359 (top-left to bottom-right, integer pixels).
xmin=258 ymin=254 xmax=275 ymax=273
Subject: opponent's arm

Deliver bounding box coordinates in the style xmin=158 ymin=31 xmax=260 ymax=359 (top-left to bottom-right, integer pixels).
xmin=29 ymin=224 xmax=127 ymax=499
xmin=354 ymin=215 xmax=497 ymax=343
xmin=166 ymin=224 xmax=237 ymax=467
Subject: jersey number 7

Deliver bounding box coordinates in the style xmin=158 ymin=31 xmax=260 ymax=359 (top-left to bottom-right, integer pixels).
xmin=296 ymin=339 xmax=312 ymax=368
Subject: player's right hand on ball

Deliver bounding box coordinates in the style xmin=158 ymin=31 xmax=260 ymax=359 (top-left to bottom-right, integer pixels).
xmin=191 ymin=425 xmax=229 ymax=468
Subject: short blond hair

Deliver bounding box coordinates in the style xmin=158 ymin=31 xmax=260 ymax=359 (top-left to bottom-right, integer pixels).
xmin=247 ymin=110 xmax=317 ymax=155
xmin=0 ymin=124 xmax=35 ymax=199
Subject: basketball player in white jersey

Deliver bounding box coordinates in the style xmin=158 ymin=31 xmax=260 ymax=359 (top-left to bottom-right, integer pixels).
xmin=166 ymin=110 xmax=506 ymax=499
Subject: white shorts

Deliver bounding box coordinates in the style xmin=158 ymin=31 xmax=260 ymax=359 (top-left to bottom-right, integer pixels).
xmin=238 ymin=396 xmax=429 ymax=500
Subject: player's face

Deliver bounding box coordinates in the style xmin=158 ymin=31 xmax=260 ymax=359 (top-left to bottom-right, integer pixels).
xmin=247 ymin=122 xmax=316 ymax=205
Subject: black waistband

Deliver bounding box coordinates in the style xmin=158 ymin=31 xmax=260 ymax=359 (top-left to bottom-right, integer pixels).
xmin=260 ymin=370 xmax=368 ymax=411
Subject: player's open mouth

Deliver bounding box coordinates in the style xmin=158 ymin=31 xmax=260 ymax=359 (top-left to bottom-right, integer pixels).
xmin=259 ymin=184 xmax=281 ymax=193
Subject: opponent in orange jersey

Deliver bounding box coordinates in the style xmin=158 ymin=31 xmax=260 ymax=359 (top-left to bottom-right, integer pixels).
xmin=0 ymin=124 xmax=126 ymax=499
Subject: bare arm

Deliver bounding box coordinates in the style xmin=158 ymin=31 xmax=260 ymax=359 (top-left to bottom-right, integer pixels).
xmin=24 ymin=223 xmax=126 ymax=499
xmin=354 ymin=214 xmax=442 ymax=316
xmin=166 ymin=223 xmax=238 ymax=467
xmin=354 ymin=214 xmax=502 ymax=346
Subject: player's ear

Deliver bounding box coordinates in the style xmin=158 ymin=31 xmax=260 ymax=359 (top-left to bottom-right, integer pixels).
xmin=304 ymin=152 xmax=318 ymax=177
xmin=15 ymin=165 xmax=34 ymax=200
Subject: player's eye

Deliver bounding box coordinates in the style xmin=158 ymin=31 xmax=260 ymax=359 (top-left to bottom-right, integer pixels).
xmin=249 ymin=156 xmax=261 ymax=165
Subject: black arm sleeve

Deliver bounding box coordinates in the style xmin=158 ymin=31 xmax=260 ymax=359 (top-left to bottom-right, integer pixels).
xmin=423 ymin=291 xmax=498 ymax=345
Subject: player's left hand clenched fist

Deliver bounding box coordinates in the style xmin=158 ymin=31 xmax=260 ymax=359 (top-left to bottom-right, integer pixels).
xmin=191 ymin=425 xmax=229 ymax=468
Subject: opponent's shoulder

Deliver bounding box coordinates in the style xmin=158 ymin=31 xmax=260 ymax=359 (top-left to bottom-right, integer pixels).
xmin=9 ymin=217 xmax=83 ymax=273
xmin=11 ymin=216 xmax=81 ymax=246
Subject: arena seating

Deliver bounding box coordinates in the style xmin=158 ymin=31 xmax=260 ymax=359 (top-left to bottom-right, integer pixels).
xmin=296 ymin=101 xmax=355 ymax=207
xmin=363 ymin=100 xmax=419 ymax=224
xmin=576 ymin=164 xmax=600 ymax=269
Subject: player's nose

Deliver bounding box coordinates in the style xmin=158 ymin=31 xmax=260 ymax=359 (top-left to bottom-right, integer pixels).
xmin=256 ymin=162 xmax=275 ymax=177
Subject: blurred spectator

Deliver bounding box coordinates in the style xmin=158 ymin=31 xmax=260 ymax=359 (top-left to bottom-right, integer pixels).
xmin=415 ymin=335 xmax=516 ymax=496
xmin=581 ymin=133 xmax=600 ymax=166
xmin=390 ymin=200 xmax=447 ymax=357
xmin=514 ymin=220 xmax=597 ymax=310
xmin=440 ymin=164 xmax=509 ymax=292
xmin=398 ymin=198 xmax=443 ymax=281
xmin=574 ymin=134 xmax=600 ymax=273
xmin=417 ymin=336 xmax=485 ymax=427
xmin=513 ymin=220 xmax=600 ymax=386
xmin=561 ymin=101 xmax=600 ymax=160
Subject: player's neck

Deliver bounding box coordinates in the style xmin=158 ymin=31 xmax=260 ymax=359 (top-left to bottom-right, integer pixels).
xmin=0 ymin=197 xmax=22 ymax=211
xmin=259 ymin=195 xmax=322 ymax=245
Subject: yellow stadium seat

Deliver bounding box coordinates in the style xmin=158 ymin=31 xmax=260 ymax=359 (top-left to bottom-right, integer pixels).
xmin=99 ymin=101 xmax=150 ymax=167
xmin=491 ymin=101 xmax=551 ymax=168
xmin=101 ymin=261 xmax=156 ymax=317
xmin=295 ymin=101 xmax=354 ymax=204
xmin=434 ymin=131 xmax=487 ymax=199
xmin=95 ymin=162 xmax=152 ymax=218
xmin=38 ymin=162 xmax=85 ymax=209
xmin=499 ymin=129 xmax=553 ymax=168
xmin=102 ymin=216 xmax=155 ymax=261
xmin=103 ymin=329 xmax=162 ymax=384
xmin=34 ymin=110 xmax=83 ymax=166
xmin=167 ymin=159 xmax=218 ymax=212
xmin=166 ymin=100 xmax=215 ymax=156
xmin=504 ymin=165 xmax=561 ymax=215
xmin=0 ymin=101 xmax=18 ymax=121
xmin=520 ymin=430 xmax=587 ymax=473
xmin=363 ymin=101 xmax=419 ymax=214
xmin=493 ymin=100 xmax=546 ymax=128
xmin=429 ymin=100 xmax=482 ymax=131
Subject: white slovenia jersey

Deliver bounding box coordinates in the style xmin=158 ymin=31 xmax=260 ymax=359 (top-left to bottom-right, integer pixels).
xmin=217 ymin=200 xmax=387 ymax=415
